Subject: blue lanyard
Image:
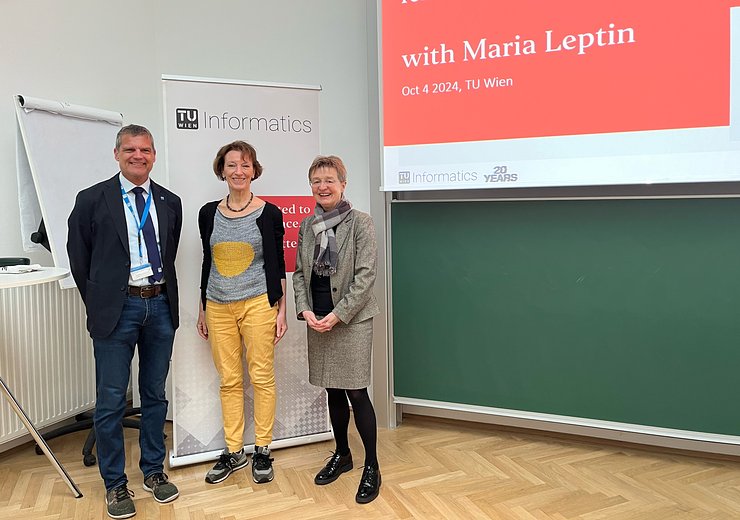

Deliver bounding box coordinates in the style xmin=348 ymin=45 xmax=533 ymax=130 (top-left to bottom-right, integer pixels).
xmin=120 ymin=184 xmax=153 ymax=259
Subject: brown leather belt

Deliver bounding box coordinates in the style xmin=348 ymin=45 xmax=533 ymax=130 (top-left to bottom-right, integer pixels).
xmin=128 ymin=284 xmax=166 ymax=298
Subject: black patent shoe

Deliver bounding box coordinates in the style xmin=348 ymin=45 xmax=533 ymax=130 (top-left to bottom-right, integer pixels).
xmin=355 ymin=465 xmax=381 ymax=504
xmin=314 ymin=451 xmax=353 ymax=485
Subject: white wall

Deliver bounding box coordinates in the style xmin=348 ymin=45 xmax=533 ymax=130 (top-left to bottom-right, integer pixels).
xmin=0 ymin=0 xmax=373 ymax=259
xmin=0 ymin=0 xmax=391 ymax=426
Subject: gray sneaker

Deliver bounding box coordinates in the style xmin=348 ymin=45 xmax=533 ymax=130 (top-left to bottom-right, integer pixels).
xmin=252 ymin=446 xmax=274 ymax=483
xmin=143 ymin=472 xmax=179 ymax=503
xmin=105 ymin=484 xmax=136 ymax=519
xmin=205 ymin=448 xmax=249 ymax=484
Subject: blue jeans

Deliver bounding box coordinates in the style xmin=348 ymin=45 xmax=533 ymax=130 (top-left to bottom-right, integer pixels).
xmin=92 ymin=293 xmax=174 ymax=491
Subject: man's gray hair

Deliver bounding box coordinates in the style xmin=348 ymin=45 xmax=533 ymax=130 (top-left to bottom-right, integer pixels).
xmin=115 ymin=124 xmax=155 ymax=152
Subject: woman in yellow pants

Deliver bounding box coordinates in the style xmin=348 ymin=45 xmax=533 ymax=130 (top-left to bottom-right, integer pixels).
xmin=196 ymin=140 xmax=287 ymax=484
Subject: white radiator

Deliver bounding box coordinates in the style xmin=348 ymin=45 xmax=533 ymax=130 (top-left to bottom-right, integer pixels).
xmin=0 ymin=281 xmax=95 ymax=448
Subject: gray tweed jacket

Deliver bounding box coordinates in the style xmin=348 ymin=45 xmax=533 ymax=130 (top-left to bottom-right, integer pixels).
xmin=293 ymin=208 xmax=380 ymax=324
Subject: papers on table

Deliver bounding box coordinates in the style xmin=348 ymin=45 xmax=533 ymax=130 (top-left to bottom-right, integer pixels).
xmin=0 ymin=264 xmax=43 ymax=274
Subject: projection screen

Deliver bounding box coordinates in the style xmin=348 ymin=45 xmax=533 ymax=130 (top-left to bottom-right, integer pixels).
xmin=381 ymin=1 xmax=740 ymax=192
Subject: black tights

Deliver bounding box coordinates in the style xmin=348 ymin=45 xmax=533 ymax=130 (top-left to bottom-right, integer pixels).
xmin=326 ymin=387 xmax=378 ymax=468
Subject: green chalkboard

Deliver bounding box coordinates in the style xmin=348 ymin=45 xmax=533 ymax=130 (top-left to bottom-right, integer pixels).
xmin=392 ymin=198 xmax=740 ymax=436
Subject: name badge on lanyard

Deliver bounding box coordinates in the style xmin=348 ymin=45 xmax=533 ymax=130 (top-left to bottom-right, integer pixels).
xmin=121 ymin=184 xmax=154 ymax=280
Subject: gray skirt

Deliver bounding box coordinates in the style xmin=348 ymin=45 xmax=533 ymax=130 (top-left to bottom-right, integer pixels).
xmin=307 ymin=318 xmax=373 ymax=389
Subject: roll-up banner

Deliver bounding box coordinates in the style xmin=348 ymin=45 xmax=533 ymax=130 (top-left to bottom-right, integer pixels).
xmin=162 ymin=75 xmax=330 ymax=467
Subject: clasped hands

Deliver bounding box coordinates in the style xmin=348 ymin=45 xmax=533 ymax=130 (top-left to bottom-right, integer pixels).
xmin=301 ymin=311 xmax=340 ymax=333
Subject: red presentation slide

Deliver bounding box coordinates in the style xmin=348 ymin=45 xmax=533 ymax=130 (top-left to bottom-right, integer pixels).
xmin=383 ymin=0 xmax=740 ymax=147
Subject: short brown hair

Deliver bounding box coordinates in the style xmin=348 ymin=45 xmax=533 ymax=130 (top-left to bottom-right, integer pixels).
xmin=308 ymin=155 xmax=347 ymax=183
xmin=212 ymin=141 xmax=263 ymax=181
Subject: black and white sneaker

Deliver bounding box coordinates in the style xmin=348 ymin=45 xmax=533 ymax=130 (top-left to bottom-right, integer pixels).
xmin=252 ymin=446 xmax=274 ymax=483
xmin=143 ymin=472 xmax=179 ymax=503
xmin=205 ymin=448 xmax=249 ymax=484
xmin=105 ymin=484 xmax=135 ymax=519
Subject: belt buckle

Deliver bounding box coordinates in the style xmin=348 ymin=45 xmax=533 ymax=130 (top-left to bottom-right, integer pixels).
xmin=140 ymin=285 xmax=156 ymax=298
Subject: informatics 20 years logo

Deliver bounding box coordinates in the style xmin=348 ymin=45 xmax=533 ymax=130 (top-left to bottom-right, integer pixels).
xmin=175 ymin=108 xmax=199 ymax=130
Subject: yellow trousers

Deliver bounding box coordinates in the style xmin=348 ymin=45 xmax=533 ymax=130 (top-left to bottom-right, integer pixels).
xmin=206 ymin=293 xmax=277 ymax=451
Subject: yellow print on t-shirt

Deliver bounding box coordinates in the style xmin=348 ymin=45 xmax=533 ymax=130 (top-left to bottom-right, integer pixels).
xmin=212 ymin=241 xmax=254 ymax=277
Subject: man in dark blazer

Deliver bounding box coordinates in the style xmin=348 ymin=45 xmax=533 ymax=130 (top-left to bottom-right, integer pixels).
xmin=67 ymin=124 xmax=182 ymax=519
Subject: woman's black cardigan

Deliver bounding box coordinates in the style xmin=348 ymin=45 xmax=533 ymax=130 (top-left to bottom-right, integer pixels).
xmin=198 ymin=200 xmax=286 ymax=309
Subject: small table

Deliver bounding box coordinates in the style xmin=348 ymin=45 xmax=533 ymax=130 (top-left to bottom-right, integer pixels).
xmin=0 ymin=267 xmax=83 ymax=498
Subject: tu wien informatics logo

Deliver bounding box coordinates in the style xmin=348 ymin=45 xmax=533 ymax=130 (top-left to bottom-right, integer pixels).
xmin=175 ymin=108 xmax=198 ymax=129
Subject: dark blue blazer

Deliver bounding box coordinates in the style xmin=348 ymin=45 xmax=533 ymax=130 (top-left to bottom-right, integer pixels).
xmin=67 ymin=173 xmax=182 ymax=338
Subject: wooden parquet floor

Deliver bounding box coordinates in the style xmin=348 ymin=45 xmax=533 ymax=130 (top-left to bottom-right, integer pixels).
xmin=1 ymin=415 xmax=740 ymax=519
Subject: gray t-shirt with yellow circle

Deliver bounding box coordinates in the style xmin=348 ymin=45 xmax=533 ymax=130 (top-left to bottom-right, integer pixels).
xmin=206 ymin=206 xmax=266 ymax=304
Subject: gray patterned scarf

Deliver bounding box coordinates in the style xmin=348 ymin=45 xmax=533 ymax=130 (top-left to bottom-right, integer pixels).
xmin=312 ymin=197 xmax=352 ymax=276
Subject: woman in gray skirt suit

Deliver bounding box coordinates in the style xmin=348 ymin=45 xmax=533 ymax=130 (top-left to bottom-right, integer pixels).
xmin=293 ymin=155 xmax=381 ymax=504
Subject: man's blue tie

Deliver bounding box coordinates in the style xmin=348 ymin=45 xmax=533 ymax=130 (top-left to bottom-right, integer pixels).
xmin=132 ymin=187 xmax=163 ymax=283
